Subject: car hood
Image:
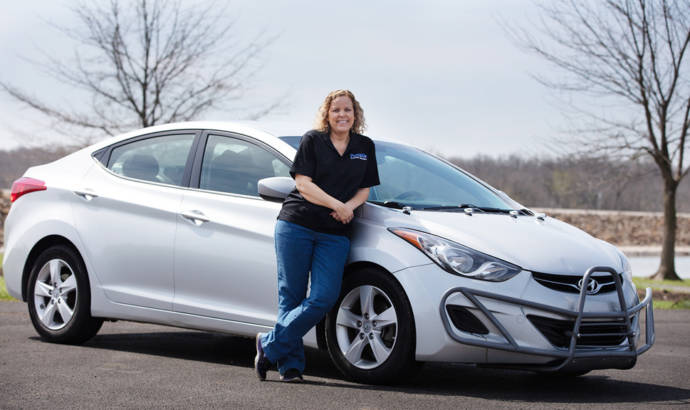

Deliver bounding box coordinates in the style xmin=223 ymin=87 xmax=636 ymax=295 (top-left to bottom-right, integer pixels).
xmin=369 ymin=206 xmax=622 ymax=275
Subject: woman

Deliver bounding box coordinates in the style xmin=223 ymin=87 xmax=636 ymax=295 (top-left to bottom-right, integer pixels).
xmin=255 ymin=90 xmax=380 ymax=382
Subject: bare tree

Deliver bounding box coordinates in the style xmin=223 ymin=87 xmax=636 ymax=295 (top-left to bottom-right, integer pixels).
xmin=514 ymin=0 xmax=690 ymax=280
xmin=0 ymin=0 xmax=278 ymax=143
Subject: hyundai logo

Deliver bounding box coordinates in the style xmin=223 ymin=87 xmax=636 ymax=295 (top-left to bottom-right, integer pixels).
xmin=577 ymin=278 xmax=601 ymax=295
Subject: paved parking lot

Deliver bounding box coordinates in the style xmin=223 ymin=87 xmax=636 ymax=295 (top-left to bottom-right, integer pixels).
xmin=1 ymin=300 xmax=689 ymax=409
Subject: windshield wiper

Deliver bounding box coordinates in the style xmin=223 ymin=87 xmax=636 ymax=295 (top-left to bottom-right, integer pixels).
xmin=423 ymin=204 xmax=514 ymax=214
xmin=518 ymin=208 xmax=535 ymax=216
xmin=422 ymin=205 xmax=473 ymax=212
xmin=475 ymin=206 xmax=515 ymax=214
xmin=370 ymin=200 xmax=409 ymax=209
xmin=423 ymin=203 xmax=482 ymax=211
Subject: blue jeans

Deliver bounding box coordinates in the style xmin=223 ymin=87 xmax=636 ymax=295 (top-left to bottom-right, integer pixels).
xmin=260 ymin=220 xmax=350 ymax=375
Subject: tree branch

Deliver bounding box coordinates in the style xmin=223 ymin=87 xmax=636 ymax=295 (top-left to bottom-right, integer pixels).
xmin=0 ymin=0 xmax=281 ymax=141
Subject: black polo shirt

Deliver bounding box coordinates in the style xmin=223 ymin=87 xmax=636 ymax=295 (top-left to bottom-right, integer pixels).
xmin=278 ymin=129 xmax=380 ymax=236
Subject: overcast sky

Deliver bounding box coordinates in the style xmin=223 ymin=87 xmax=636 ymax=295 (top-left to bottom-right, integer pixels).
xmin=0 ymin=0 xmax=568 ymax=158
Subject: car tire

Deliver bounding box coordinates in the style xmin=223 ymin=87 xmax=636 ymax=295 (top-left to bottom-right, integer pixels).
xmin=325 ymin=267 xmax=418 ymax=384
xmin=27 ymin=245 xmax=103 ymax=344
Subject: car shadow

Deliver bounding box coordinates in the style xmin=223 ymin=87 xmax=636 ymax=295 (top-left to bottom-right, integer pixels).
xmin=50 ymin=328 xmax=690 ymax=405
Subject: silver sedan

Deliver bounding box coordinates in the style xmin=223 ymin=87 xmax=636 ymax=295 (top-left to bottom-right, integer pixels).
xmin=2 ymin=121 xmax=654 ymax=384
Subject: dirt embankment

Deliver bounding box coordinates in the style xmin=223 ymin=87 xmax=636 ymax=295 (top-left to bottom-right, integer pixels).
xmin=536 ymin=208 xmax=690 ymax=249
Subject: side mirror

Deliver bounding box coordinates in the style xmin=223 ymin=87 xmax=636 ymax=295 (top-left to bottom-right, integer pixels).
xmin=258 ymin=177 xmax=295 ymax=202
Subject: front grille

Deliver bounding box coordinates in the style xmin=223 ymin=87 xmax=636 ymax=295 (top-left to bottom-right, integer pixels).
xmin=527 ymin=315 xmax=630 ymax=348
xmin=446 ymin=305 xmax=489 ymax=335
xmin=532 ymin=271 xmax=623 ymax=294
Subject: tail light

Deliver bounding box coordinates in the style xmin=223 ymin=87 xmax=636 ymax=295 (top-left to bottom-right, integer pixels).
xmin=10 ymin=177 xmax=47 ymax=202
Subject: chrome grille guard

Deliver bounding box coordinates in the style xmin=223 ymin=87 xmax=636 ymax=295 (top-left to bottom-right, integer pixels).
xmin=439 ymin=266 xmax=655 ymax=371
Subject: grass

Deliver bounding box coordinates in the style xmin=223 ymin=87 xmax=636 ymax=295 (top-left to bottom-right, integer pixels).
xmin=633 ymin=276 xmax=690 ymax=310
xmin=654 ymin=299 xmax=690 ymax=310
xmin=0 ymin=252 xmax=18 ymax=301
xmin=0 ymin=276 xmax=15 ymax=301
xmin=633 ymin=277 xmax=690 ymax=289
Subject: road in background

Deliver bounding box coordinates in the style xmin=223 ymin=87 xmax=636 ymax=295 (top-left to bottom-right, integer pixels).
xmin=630 ymin=257 xmax=690 ymax=279
xmin=0 ymin=301 xmax=688 ymax=409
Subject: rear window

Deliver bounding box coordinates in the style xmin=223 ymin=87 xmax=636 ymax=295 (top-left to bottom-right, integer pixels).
xmin=107 ymin=134 xmax=195 ymax=186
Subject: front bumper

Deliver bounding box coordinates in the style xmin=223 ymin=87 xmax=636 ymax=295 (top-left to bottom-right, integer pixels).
xmin=439 ymin=266 xmax=654 ymax=371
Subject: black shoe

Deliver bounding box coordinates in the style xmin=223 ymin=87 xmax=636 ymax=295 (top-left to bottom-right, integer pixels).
xmin=280 ymin=368 xmax=304 ymax=382
xmin=255 ymin=333 xmax=270 ymax=381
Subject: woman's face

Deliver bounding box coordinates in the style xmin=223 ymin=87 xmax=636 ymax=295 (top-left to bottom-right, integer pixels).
xmin=327 ymin=95 xmax=355 ymax=134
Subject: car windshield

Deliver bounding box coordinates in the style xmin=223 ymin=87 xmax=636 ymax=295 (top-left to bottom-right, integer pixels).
xmin=279 ymin=136 xmax=513 ymax=211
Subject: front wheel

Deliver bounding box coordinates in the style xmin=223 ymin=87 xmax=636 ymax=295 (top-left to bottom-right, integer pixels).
xmin=325 ymin=267 xmax=418 ymax=384
xmin=27 ymin=245 xmax=103 ymax=344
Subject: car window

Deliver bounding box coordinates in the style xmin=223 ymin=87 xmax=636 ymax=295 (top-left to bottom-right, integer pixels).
xmin=371 ymin=151 xmax=483 ymax=205
xmin=199 ymin=134 xmax=290 ymax=196
xmin=278 ymin=136 xmax=301 ymax=150
xmin=369 ymin=142 xmax=511 ymax=210
xmin=108 ymin=134 xmax=195 ymax=186
xmin=278 ymin=136 xmax=510 ymax=210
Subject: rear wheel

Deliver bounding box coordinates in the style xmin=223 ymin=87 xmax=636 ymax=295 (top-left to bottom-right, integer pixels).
xmin=27 ymin=245 xmax=103 ymax=344
xmin=325 ymin=268 xmax=418 ymax=384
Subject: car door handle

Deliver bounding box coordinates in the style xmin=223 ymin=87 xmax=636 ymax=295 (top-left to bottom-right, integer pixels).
xmin=74 ymin=189 xmax=98 ymax=201
xmin=180 ymin=210 xmax=210 ymax=226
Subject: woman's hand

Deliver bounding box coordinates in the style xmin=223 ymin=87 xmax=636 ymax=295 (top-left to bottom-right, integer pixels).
xmin=295 ymin=174 xmax=352 ymax=224
xmin=294 ymin=175 xmax=369 ymax=225
xmin=330 ymin=187 xmax=370 ymax=224
xmin=330 ymin=203 xmax=354 ymax=224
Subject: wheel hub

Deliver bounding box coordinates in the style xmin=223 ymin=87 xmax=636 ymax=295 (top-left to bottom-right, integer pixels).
xmin=335 ymin=284 xmax=398 ymax=370
xmin=33 ymin=258 xmax=78 ymax=331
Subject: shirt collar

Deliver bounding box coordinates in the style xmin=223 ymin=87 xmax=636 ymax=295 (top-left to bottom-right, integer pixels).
xmin=322 ymin=131 xmax=359 ymax=157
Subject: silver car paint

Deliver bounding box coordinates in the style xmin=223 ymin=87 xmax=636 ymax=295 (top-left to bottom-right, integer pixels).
xmin=173 ymin=189 xmax=282 ymax=325
xmin=73 ymin=162 xmax=182 ymax=310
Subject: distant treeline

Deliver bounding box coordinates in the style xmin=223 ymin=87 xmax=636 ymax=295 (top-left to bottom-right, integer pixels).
xmin=449 ymin=154 xmax=690 ymax=212
xmin=1 ymin=146 xmax=688 ymax=212
xmin=0 ymin=146 xmax=79 ymax=189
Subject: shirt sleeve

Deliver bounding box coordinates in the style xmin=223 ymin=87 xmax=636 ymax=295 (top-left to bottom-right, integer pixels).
xmin=360 ymin=139 xmax=380 ymax=188
xmin=290 ymin=132 xmax=316 ymax=179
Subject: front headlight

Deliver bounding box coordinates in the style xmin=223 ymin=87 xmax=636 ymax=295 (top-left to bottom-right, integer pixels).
xmin=389 ymin=228 xmax=522 ymax=281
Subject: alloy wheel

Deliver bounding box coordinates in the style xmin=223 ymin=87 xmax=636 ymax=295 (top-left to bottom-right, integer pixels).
xmin=33 ymin=259 xmax=78 ymax=330
xmin=335 ymin=285 xmax=398 ymax=369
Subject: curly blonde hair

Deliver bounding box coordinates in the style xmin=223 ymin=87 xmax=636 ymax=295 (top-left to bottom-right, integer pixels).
xmin=314 ymin=89 xmax=366 ymax=134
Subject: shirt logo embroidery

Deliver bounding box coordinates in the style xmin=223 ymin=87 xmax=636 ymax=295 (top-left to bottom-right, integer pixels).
xmin=350 ymin=153 xmax=367 ymax=160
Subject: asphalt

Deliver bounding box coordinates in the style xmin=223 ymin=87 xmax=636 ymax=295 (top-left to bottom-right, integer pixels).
xmin=1 ymin=301 xmax=689 ymax=409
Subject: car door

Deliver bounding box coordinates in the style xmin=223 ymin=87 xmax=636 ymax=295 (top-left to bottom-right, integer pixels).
xmin=73 ymin=131 xmax=199 ymax=310
xmin=173 ymin=131 xmax=291 ymax=325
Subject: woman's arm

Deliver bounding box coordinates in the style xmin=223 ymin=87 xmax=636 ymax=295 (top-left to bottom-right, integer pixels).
xmin=345 ymin=187 xmax=370 ymax=211
xmin=331 ymin=188 xmax=370 ymax=224
xmin=295 ymin=174 xmax=353 ymax=222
